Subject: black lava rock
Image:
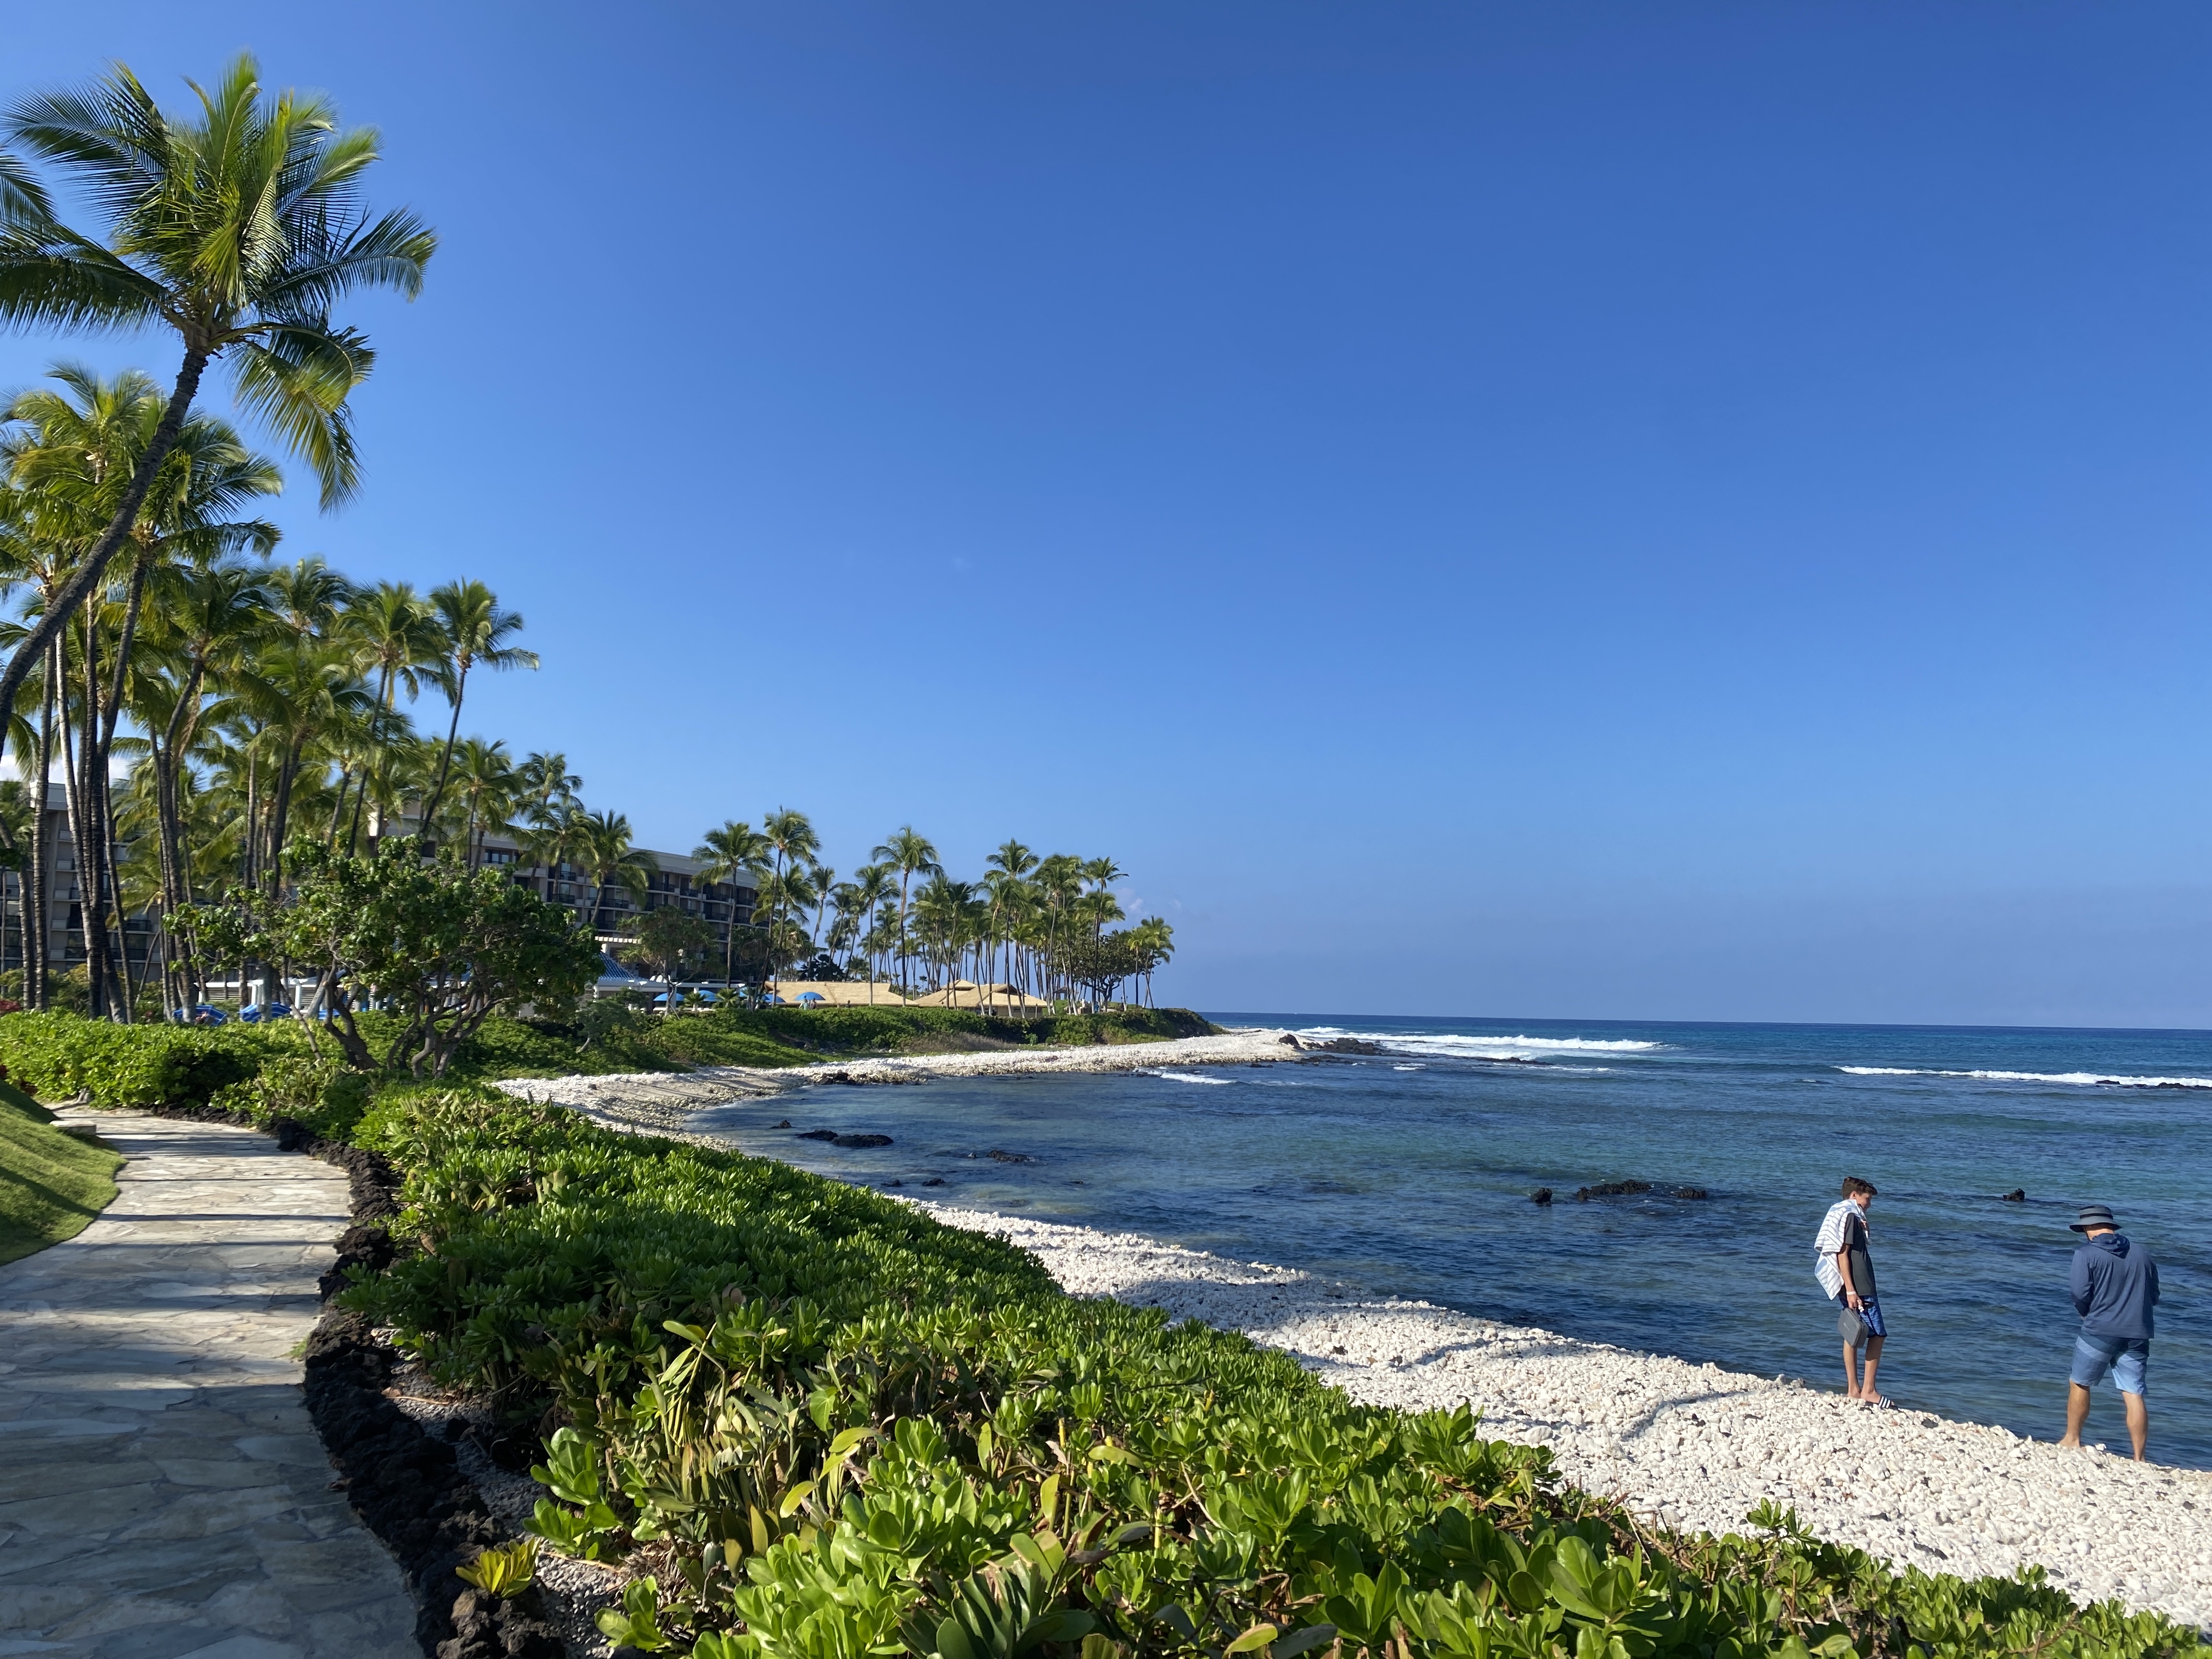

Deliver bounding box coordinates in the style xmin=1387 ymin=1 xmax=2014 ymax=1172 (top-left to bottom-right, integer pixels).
xmin=1531 ymin=1188 xmax=1554 ymax=1205
xmin=1574 ymin=1180 xmax=1653 ymax=1201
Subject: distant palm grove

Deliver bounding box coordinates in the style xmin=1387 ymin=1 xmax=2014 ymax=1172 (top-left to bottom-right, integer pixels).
xmin=0 ymin=55 xmax=1172 ymax=1021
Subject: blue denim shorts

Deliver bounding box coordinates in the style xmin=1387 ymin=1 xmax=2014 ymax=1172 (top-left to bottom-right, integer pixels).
xmin=2070 ymin=1334 xmax=2148 ymax=1397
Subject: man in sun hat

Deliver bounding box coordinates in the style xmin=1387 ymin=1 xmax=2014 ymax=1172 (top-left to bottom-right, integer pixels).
xmin=2058 ymin=1204 xmax=2158 ymax=1461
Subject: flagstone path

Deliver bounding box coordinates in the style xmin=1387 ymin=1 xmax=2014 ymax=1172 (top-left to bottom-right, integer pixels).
xmin=0 ymin=1110 xmax=417 ymax=1658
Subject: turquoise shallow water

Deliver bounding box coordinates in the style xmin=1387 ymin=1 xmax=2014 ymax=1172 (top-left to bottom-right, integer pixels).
xmin=690 ymin=1014 xmax=2211 ymax=1468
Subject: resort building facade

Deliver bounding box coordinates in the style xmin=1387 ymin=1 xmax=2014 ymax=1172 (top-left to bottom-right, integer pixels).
xmin=0 ymin=788 xmax=763 ymax=972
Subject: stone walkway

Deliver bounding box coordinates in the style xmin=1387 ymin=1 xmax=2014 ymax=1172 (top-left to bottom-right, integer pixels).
xmin=0 ymin=1111 xmax=417 ymax=1658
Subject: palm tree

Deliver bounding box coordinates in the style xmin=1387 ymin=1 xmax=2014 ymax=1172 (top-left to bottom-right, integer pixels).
xmin=131 ymin=559 xmax=273 ymax=1005
xmin=2 ymin=368 xmax=281 ymax=1014
xmin=337 ymin=580 xmax=441 ymax=851
xmin=870 ymin=826 xmax=940 ymax=990
xmin=0 ymin=55 xmax=436 ymax=773
xmin=692 ymin=819 xmax=769 ymax=986
xmin=419 ymin=579 xmax=535 ymax=834
xmin=577 ymin=809 xmax=656 ymax=935
xmin=448 ymin=736 xmax=518 ymax=866
xmin=516 ymin=751 xmax=581 ymax=820
xmin=845 ymin=863 xmax=896 ymax=998
xmin=520 ymin=800 xmax=594 ymax=919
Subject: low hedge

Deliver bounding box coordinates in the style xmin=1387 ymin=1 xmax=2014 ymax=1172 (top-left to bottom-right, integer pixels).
xmin=0 ymin=1010 xmax=304 ymax=1108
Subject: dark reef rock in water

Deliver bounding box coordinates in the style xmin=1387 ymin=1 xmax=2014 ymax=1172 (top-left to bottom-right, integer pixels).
xmin=1575 ymin=1180 xmax=1654 ymax=1201
xmin=2000 ymin=1188 xmax=2026 ymax=1202
xmin=820 ymin=1071 xmax=851 ymax=1084
xmin=1312 ymin=1037 xmax=1387 ymax=1055
xmin=986 ymin=1148 xmax=1035 ymax=1164
xmin=771 ymin=1119 xmax=792 ymax=1129
xmin=796 ymin=1128 xmax=839 ymax=1141
xmin=1674 ymin=1186 xmax=1709 ymax=1200
xmin=795 ymin=1128 xmax=894 ymax=1148
xmin=881 ymin=1179 xmax=902 ymax=1189
xmin=921 ymin=1177 xmax=947 ymax=1187
xmin=1531 ymin=1187 xmax=1554 ymax=1205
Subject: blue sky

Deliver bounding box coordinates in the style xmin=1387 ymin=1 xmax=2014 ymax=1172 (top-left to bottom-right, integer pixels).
xmin=5 ymin=4 xmax=2210 ymax=1025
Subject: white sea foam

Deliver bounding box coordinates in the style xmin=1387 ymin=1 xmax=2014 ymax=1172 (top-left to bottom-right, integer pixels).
xmin=1838 ymin=1066 xmax=2212 ymax=1090
xmin=1139 ymin=1068 xmax=1234 ymax=1085
xmin=1296 ymin=1026 xmax=1664 ymax=1059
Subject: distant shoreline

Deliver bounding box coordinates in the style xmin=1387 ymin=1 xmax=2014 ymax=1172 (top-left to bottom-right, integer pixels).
xmin=489 ymin=1026 xmax=1307 ymax=1127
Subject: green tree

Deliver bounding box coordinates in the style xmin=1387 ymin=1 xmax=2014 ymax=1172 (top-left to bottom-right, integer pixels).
xmin=0 ymin=55 xmax=435 ymax=770
xmin=691 ymin=819 xmax=768 ymax=985
xmin=335 ymin=580 xmax=441 ymax=853
xmin=870 ymin=825 xmax=940 ymax=990
xmin=618 ymin=905 xmax=715 ymax=983
xmin=185 ymin=839 xmax=599 ymax=1076
xmin=577 ymin=808 xmax=655 ymax=934
xmin=420 ymin=579 xmax=535 ymax=832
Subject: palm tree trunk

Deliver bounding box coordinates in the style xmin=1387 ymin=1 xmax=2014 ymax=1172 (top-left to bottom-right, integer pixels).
xmin=26 ymin=650 xmax=54 ymax=1011
xmin=266 ymin=744 xmax=303 ymax=891
xmin=419 ymin=662 xmax=470 ymax=834
xmin=0 ymin=347 xmax=211 ymax=781
xmin=56 ymin=639 xmax=98 ymax=1013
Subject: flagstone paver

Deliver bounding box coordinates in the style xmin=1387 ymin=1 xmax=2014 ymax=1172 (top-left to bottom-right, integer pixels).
xmin=0 ymin=1110 xmax=417 ymax=1658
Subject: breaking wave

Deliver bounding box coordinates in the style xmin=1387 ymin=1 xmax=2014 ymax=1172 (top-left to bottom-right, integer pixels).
xmin=1838 ymin=1066 xmax=2212 ymax=1091
xmin=1296 ymin=1026 xmax=1665 ymax=1060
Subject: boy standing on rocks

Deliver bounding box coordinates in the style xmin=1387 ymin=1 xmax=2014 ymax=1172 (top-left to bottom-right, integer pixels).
xmin=1814 ymin=1177 xmax=1888 ymax=1404
xmin=2058 ymin=1204 xmax=2158 ymax=1461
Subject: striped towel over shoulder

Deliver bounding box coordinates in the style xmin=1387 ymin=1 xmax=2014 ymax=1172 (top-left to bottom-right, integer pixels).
xmin=1813 ymin=1199 xmax=1861 ymax=1299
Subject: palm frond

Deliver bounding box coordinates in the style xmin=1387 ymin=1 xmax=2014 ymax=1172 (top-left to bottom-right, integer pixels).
xmin=0 ymin=229 xmax=167 ymax=330
xmin=4 ymin=66 xmax=173 ymax=218
xmin=0 ymin=149 xmax=52 ymax=226
xmin=229 ymin=325 xmax=368 ymax=507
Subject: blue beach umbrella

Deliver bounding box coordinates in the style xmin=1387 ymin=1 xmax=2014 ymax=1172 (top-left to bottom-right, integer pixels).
xmin=798 ymin=991 xmax=826 ymax=1005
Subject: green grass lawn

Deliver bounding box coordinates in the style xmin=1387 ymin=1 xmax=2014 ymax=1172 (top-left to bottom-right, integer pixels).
xmin=0 ymin=1080 xmax=122 ymax=1266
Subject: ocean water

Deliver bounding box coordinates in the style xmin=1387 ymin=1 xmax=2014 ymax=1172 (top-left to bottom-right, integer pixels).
xmin=688 ymin=1015 xmax=2211 ymax=1469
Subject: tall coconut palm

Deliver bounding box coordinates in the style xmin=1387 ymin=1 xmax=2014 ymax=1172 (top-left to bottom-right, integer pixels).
xmin=845 ymin=862 xmax=896 ymax=999
xmin=3 ymin=369 xmax=281 ymax=1014
xmin=131 ymin=558 xmax=272 ymax=1004
xmin=870 ymin=826 xmax=940 ymax=990
xmin=419 ymin=579 xmax=534 ymax=833
xmin=447 ymin=736 xmax=518 ymax=866
xmin=0 ymin=55 xmax=435 ymax=772
xmin=692 ymin=819 xmax=769 ymax=985
xmin=516 ymin=751 xmax=581 ymax=821
xmin=336 ymin=580 xmax=441 ymax=851
xmin=577 ymin=808 xmax=656 ymax=935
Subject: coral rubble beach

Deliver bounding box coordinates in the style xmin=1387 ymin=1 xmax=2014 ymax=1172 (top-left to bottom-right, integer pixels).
xmin=492 ymin=1034 xmax=2212 ymax=1633
xmin=916 ymin=1204 xmax=2212 ymax=1633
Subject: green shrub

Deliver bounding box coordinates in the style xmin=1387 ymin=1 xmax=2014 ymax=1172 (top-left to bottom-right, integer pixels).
xmin=343 ymin=1091 xmax=2202 ymax=1659
xmin=208 ymin=1052 xmax=375 ymax=1141
xmin=0 ymin=1011 xmax=301 ymax=1108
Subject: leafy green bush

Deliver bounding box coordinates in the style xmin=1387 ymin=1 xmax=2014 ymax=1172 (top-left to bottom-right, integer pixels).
xmin=0 ymin=1011 xmax=300 ymax=1109
xmin=345 ymin=1091 xmax=2203 ymax=1659
xmin=208 ymin=1052 xmax=375 ymax=1141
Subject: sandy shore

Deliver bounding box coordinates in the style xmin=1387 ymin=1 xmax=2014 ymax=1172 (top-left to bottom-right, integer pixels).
xmin=491 ymin=1027 xmax=1306 ymax=1129
xmin=915 ymin=1203 xmax=2212 ymax=1630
